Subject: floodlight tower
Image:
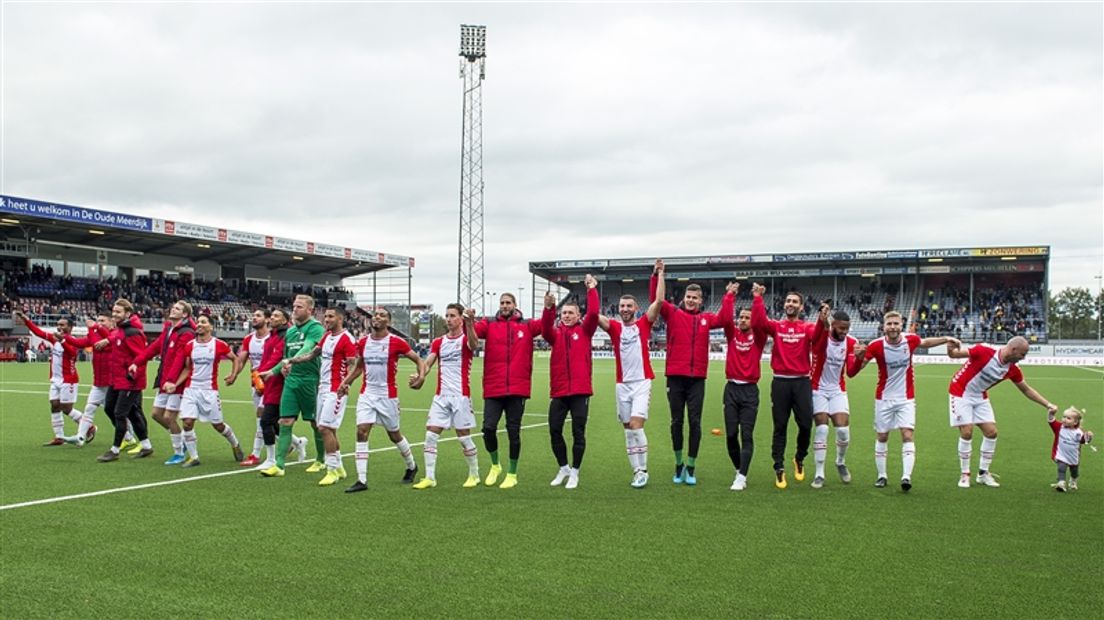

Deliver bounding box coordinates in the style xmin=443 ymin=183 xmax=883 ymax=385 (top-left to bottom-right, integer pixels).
xmin=457 ymin=24 xmax=487 ymax=314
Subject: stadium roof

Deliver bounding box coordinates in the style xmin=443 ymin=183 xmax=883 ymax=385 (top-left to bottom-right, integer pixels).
xmin=531 ymin=246 xmax=1050 ymax=282
xmin=0 ymin=195 xmax=414 ymax=278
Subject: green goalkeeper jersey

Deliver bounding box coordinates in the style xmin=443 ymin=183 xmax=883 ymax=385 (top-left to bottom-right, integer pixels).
xmin=284 ymin=318 xmax=325 ymax=384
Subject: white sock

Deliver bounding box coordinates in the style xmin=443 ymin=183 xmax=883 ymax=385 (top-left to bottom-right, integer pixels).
xmin=979 ymin=437 xmax=997 ymax=473
xmin=958 ymin=437 xmax=972 ymax=474
xmin=171 ymin=432 xmax=184 ymax=456
xmin=77 ymin=404 xmax=96 ymax=441
xmin=262 ymin=444 xmax=276 ymax=466
xmin=835 ymin=426 xmax=850 ymax=465
xmin=396 ymin=437 xmax=415 ymax=469
xmin=51 ymin=412 xmax=64 ymax=438
xmin=183 ymin=430 xmax=198 ymax=459
xmin=68 ymin=410 xmax=81 ymax=422
xmin=632 ymin=429 xmax=648 ymax=471
xmin=355 ymin=440 xmax=369 ymax=483
xmin=459 ymin=435 xmax=479 ymax=477
xmin=902 ymin=441 xmax=916 ymax=479
xmin=326 ymin=451 xmax=340 ymax=472
xmin=140 ymin=438 xmax=152 ymax=450
xmin=813 ymin=424 xmax=829 ymax=478
xmin=875 ymin=440 xmax=888 ymax=478
xmin=252 ymin=418 xmax=264 ymax=458
xmin=124 ymin=420 xmax=136 ymax=442
xmin=423 ymin=431 xmax=440 ymax=480
xmin=624 ymin=429 xmax=638 ymax=471
xmin=735 ymin=473 xmax=746 ymax=484
xmin=219 ymin=424 xmax=239 ymax=448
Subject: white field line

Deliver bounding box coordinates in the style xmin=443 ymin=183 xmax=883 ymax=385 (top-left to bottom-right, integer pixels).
xmin=1072 ymin=366 xmax=1104 ymax=375
xmin=0 ymin=388 xmax=548 ymax=417
xmin=0 ymin=421 xmax=550 ymax=511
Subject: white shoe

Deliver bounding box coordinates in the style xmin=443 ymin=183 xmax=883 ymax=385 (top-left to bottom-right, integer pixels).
xmin=550 ymin=465 xmax=570 ymax=487
xmin=565 ymin=468 xmax=579 ymax=490
xmin=630 ymin=470 xmax=648 ymax=488
xmin=958 ymin=473 xmax=971 ymax=488
xmin=255 ymin=459 xmax=275 ymax=471
xmin=1054 ymin=480 xmax=1067 ymax=493
xmin=976 ymin=472 xmax=1001 ymax=488
xmin=1070 ymin=479 xmax=1079 ymax=491
xmin=730 ymin=475 xmax=746 ymax=491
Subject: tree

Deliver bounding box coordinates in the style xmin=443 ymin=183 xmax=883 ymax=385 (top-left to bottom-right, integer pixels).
xmin=1049 ymin=287 xmax=1096 ymax=339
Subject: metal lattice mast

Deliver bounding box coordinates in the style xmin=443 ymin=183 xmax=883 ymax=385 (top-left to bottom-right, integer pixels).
xmin=457 ymin=25 xmax=487 ymax=314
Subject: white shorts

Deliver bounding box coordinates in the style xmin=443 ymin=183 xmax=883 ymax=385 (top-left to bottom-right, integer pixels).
xmin=153 ymin=391 xmax=183 ymax=411
xmin=317 ymin=391 xmax=348 ymax=430
xmin=49 ymin=380 xmax=78 ymax=404
xmin=355 ymin=395 xmax=401 ymax=431
xmin=180 ymin=387 xmax=224 ymax=424
xmin=427 ymin=395 xmax=476 ymax=430
xmin=874 ymin=399 xmax=916 ymax=433
xmin=251 ymin=388 xmax=263 ymax=410
xmin=86 ymin=385 xmax=109 ymax=407
xmin=949 ymin=395 xmax=995 ymax=427
xmin=813 ymin=390 xmax=850 ymax=414
xmin=616 ymin=380 xmax=652 ymax=424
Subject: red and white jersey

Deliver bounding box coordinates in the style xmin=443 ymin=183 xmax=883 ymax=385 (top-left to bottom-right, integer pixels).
xmin=866 ymin=334 xmax=922 ymax=400
xmin=811 ymin=333 xmax=857 ymax=393
xmin=318 ymin=330 xmax=357 ymax=393
xmin=1049 ymin=419 xmax=1088 ymax=465
xmin=358 ymin=334 xmax=412 ymax=398
xmin=23 ymin=318 xmax=78 ymax=383
xmin=241 ymin=332 xmax=269 ymax=371
xmin=432 ymin=333 xmax=472 ymax=396
xmin=182 ymin=338 xmax=233 ymax=390
xmin=948 ymin=344 xmax=1024 ymax=400
xmin=607 ymin=317 xmax=655 ymax=384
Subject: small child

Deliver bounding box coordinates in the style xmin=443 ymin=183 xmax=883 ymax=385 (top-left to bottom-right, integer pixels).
xmin=1048 ymin=407 xmax=1093 ymax=492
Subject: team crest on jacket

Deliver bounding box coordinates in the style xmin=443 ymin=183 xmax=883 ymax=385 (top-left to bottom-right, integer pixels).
xmin=701 ymin=319 xmax=707 ymax=326
xmin=572 ymin=333 xmax=579 ymax=340
xmin=517 ymin=330 xmax=524 ymax=338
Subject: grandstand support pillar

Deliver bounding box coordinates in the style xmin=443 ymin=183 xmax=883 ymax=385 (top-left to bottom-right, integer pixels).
xmin=969 ymin=272 xmax=974 ymax=315
xmin=456 ymin=25 xmax=487 ymax=315
xmin=833 ymin=276 xmax=838 ymax=304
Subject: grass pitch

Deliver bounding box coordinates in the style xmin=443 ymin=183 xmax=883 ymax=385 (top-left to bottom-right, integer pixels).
xmin=1 ymin=359 xmax=1102 ymax=618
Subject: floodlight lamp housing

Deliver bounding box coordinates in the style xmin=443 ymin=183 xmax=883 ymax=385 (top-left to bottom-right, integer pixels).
xmin=460 ymin=24 xmax=487 ymax=60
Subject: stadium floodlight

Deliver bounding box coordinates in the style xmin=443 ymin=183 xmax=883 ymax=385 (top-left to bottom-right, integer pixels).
xmin=459 ymin=24 xmax=486 ymax=60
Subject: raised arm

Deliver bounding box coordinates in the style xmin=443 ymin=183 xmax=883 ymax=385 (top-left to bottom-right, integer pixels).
xmin=919 ymin=336 xmax=959 ymax=349
xmin=541 ymin=291 xmax=558 ymax=344
xmin=15 ymin=312 xmax=55 ymax=343
xmin=711 ymin=281 xmax=737 ymax=328
xmin=846 ymin=340 xmax=867 ymax=377
xmin=464 ymin=313 xmax=480 ymax=352
xmin=750 ymin=283 xmax=774 ymax=336
xmin=582 ymin=276 xmax=600 ymax=336
xmin=946 ymin=339 xmax=970 ymax=359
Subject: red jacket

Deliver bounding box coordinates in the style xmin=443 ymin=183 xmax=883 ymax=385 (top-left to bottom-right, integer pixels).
xmin=751 ymin=295 xmax=819 ymax=378
xmin=134 ymin=318 xmax=196 ymax=393
xmin=650 ymin=275 xmax=734 ymax=378
xmin=65 ymin=324 xmax=112 ymax=387
xmin=23 ymin=316 xmax=79 ymax=383
xmin=109 ymin=314 xmax=149 ymax=390
xmin=473 ymin=311 xmax=543 ymax=398
xmin=542 ymin=287 xmax=599 ymax=398
xmin=722 ymin=320 xmax=769 ymax=384
xmin=259 ymin=327 xmax=287 ymax=406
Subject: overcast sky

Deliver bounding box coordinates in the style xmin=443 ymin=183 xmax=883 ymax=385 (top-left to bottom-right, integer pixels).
xmin=3 ymin=2 xmax=1101 ymax=313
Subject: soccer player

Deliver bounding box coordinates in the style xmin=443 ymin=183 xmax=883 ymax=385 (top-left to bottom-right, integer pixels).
xmin=649 ymin=259 xmax=735 ymax=485
xmin=1048 ymin=407 xmax=1093 ymax=492
xmin=296 ymin=307 xmax=359 ymax=486
xmin=337 ymin=307 xmax=426 ymax=493
xmin=161 ymin=314 xmax=245 ymax=467
xmin=60 ymin=313 xmax=115 ymax=447
xmin=808 ymin=309 xmax=864 ymax=489
xmin=851 ymin=311 xmax=959 ymax=491
xmin=541 ymin=275 xmax=600 ymax=489
xmin=412 ymin=303 xmax=481 ymax=489
xmin=946 ymin=336 xmax=1058 ymax=488
xmin=130 ymin=301 xmax=196 ymax=464
xmin=97 ymin=299 xmax=154 ymax=462
xmin=597 ymin=273 xmax=664 ymax=488
xmin=14 ymin=311 xmax=84 ymax=445
xmin=751 ymin=284 xmax=828 ymax=489
xmin=469 ymin=293 xmax=544 ymax=488
xmin=255 ymin=309 xmax=308 ymax=470
xmin=260 ymin=294 xmax=326 ymax=478
xmin=227 ymin=309 xmax=272 ymax=467
xmin=721 ymin=300 xmax=769 ymax=491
